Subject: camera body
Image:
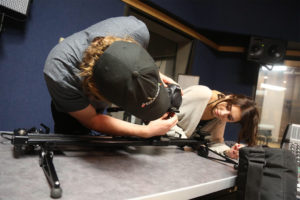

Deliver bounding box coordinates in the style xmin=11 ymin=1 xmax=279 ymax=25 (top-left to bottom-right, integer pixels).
xmin=167 ymin=84 xmax=182 ymax=113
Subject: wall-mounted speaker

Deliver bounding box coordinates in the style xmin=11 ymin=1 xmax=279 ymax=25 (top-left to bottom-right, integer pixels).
xmin=0 ymin=0 xmax=32 ymax=20
xmin=247 ymin=36 xmax=287 ymax=65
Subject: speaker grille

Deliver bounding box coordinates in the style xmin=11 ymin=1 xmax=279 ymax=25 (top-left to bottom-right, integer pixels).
xmin=247 ymin=36 xmax=287 ymax=65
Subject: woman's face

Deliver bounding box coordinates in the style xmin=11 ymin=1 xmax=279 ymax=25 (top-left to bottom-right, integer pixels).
xmin=212 ymin=101 xmax=241 ymax=122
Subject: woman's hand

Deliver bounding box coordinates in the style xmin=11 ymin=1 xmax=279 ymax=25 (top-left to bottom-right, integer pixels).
xmin=224 ymin=143 xmax=245 ymax=159
xmin=143 ymin=113 xmax=178 ymax=138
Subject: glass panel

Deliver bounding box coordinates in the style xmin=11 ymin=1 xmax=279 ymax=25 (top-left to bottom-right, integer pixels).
xmin=255 ymin=65 xmax=300 ymax=148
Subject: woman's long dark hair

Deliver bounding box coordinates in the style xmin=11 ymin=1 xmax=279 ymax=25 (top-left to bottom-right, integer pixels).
xmin=215 ymin=94 xmax=259 ymax=146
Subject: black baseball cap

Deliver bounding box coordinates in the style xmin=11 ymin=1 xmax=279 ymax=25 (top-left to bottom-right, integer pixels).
xmin=92 ymin=41 xmax=171 ymax=121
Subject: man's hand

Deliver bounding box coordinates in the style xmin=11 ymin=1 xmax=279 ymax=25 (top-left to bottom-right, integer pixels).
xmin=144 ymin=113 xmax=178 ymax=138
xmin=159 ymin=72 xmax=183 ymax=95
xmin=159 ymin=72 xmax=177 ymax=86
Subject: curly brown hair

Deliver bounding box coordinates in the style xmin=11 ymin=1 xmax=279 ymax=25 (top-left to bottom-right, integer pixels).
xmin=79 ymin=36 xmax=136 ymax=101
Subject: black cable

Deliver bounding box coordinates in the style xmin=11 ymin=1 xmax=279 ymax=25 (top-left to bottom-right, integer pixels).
xmin=0 ymin=132 xmax=13 ymax=141
xmin=0 ymin=13 xmax=4 ymax=32
xmin=207 ymin=147 xmax=238 ymax=165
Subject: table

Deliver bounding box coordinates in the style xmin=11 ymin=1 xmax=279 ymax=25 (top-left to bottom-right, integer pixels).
xmin=0 ymin=137 xmax=237 ymax=200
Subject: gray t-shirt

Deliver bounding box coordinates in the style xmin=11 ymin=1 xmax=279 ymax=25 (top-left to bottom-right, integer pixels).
xmin=43 ymin=16 xmax=150 ymax=113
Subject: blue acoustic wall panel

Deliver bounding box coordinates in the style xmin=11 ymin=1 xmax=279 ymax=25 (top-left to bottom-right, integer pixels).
xmin=146 ymin=0 xmax=300 ymax=42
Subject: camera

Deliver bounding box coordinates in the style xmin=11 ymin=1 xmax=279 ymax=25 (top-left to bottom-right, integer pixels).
xmin=167 ymin=84 xmax=182 ymax=113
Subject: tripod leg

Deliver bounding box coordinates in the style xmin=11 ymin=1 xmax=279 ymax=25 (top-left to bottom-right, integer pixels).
xmin=39 ymin=149 xmax=63 ymax=198
xmin=13 ymin=145 xmax=23 ymax=158
xmin=197 ymin=145 xmax=209 ymax=157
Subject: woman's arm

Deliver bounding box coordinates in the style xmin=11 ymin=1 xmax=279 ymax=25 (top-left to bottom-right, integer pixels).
xmin=209 ymin=120 xmax=226 ymax=143
xmin=69 ymin=104 xmax=178 ymax=138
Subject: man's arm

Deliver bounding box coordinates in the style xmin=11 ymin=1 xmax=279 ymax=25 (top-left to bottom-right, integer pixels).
xmin=159 ymin=72 xmax=178 ymax=86
xmin=69 ymin=104 xmax=178 ymax=138
xmin=159 ymin=72 xmax=183 ymax=96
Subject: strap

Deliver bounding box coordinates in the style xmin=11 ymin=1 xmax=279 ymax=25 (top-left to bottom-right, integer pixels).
xmin=245 ymin=147 xmax=266 ymax=200
xmin=207 ymin=93 xmax=225 ymax=105
xmin=207 ymin=146 xmax=238 ymax=165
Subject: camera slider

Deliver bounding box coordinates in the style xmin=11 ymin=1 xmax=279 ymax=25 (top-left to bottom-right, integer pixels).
xmin=1 ymin=127 xmax=205 ymax=199
xmin=1 ymin=126 xmax=237 ymax=199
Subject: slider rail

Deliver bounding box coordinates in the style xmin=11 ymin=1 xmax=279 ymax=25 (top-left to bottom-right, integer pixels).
xmin=1 ymin=128 xmax=236 ymax=198
xmin=10 ymin=132 xmax=202 ymax=148
xmin=5 ymin=130 xmax=205 ymax=199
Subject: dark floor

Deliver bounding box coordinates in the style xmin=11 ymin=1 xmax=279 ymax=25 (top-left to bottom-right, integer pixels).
xmin=193 ymin=188 xmax=237 ymax=200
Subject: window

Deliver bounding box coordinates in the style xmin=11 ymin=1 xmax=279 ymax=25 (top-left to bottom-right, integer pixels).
xmin=255 ymin=65 xmax=300 ymax=147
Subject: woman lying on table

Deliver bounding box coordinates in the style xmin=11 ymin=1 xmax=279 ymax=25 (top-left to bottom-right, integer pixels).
xmin=169 ymin=85 xmax=259 ymax=159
